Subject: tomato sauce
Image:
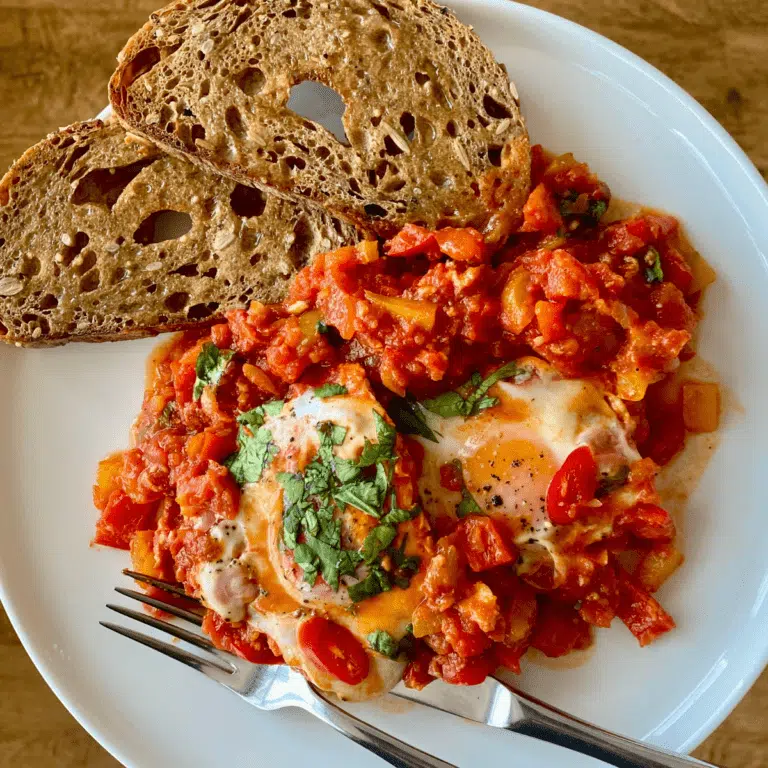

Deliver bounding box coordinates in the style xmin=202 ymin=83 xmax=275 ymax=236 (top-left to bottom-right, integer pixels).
xmin=92 ymin=145 xmax=714 ymax=689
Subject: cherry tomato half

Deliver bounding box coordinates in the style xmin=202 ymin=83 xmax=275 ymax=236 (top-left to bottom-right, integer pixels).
xmin=297 ymin=617 xmax=370 ymax=685
xmin=546 ymin=445 xmax=598 ymax=525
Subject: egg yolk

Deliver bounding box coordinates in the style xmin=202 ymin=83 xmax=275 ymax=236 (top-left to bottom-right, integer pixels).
xmin=463 ymin=438 xmax=558 ymax=528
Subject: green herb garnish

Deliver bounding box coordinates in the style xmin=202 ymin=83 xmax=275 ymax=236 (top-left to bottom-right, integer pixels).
xmin=589 ymin=199 xmax=608 ymax=222
xmin=314 ymin=383 xmax=348 ymax=398
xmin=276 ymin=410 xmax=418 ymax=601
xmin=449 ymin=459 xmax=483 ymax=518
xmin=368 ymin=630 xmax=400 ymax=659
xmin=224 ymin=400 xmax=284 ymax=485
xmin=644 ymin=247 xmax=664 ymax=284
xmin=193 ymin=342 xmax=235 ymax=401
xmin=422 ymin=361 xmax=531 ymax=419
xmin=386 ymin=395 xmax=439 ymax=443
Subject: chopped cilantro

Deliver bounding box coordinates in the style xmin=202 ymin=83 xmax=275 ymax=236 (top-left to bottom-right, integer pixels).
xmin=558 ymin=190 xmax=579 ymax=217
xmin=644 ymin=247 xmax=664 ymax=284
xmin=316 ymin=320 xmax=330 ymax=335
xmin=450 ymin=459 xmax=483 ymax=518
xmin=193 ymin=342 xmax=235 ymax=401
xmin=368 ymin=630 xmax=400 ymax=659
xmin=237 ymin=400 xmax=284 ymax=430
xmin=589 ymin=199 xmax=608 ymax=222
xmin=361 ymin=524 xmax=398 ymax=564
xmin=386 ymin=395 xmax=439 ymax=443
xmin=422 ymin=361 xmax=532 ymax=419
xmin=334 ymin=479 xmax=384 ymax=518
xmin=224 ymin=425 xmax=277 ymax=486
xmin=348 ymin=566 xmax=391 ymax=603
xmin=314 ymin=383 xmax=348 ymax=398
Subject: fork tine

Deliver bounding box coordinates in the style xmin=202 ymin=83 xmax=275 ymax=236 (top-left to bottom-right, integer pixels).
xmin=106 ymin=603 xmax=226 ymax=658
xmin=114 ymin=587 xmax=204 ymax=626
xmin=100 ymin=621 xmax=234 ymax=676
xmin=122 ymin=569 xmax=197 ymax=601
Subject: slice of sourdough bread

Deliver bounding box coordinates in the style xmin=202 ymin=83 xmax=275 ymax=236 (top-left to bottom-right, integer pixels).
xmin=0 ymin=119 xmax=356 ymax=347
xmin=109 ymin=0 xmax=530 ymax=239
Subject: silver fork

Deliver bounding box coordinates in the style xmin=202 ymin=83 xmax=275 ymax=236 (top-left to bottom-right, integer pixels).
xmin=101 ymin=570 xmax=454 ymax=768
xmin=106 ymin=571 xmax=719 ymax=768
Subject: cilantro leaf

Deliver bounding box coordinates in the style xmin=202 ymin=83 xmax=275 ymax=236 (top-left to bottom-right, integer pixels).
xmin=458 ymin=488 xmax=482 ymax=517
xmin=357 ymin=411 xmax=397 ymax=466
xmin=361 ymin=524 xmax=398 ymax=564
xmin=382 ymin=506 xmax=417 ymax=525
xmin=368 ymin=630 xmax=400 ymax=659
xmin=301 ymin=532 xmax=344 ymax=590
xmin=334 ymin=457 xmax=362 ymax=484
xmin=421 ymin=362 xmax=532 ymax=420
xmin=238 ymin=400 xmax=284 ymax=431
xmin=644 ymin=247 xmax=664 ymax=283
xmin=589 ymin=199 xmax=608 ymax=222
xmin=319 ymin=422 xmax=347 ymax=447
xmin=348 ymin=566 xmax=391 ymax=603
xmin=465 ymin=361 xmax=527 ymax=413
xmin=374 ymin=411 xmax=396 ymax=458
xmin=314 ymin=383 xmax=348 ymax=398
xmin=338 ymin=548 xmax=364 ymax=578
xmin=421 ymin=391 xmax=470 ymax=419
xmin=449 ymin=459 xmax=483 ymax=518
xmin=193 ymin=343 xmax=235 ymax=401
xmin=225 ymin=427 xmax=277 ymax=485
xmin=386 ymin=395 xmax=439 ymax=442
xmin=292 ymin=543 xmax=319 ymax=585
xmin=277 ymin=472 xmax=305 ymax=505
xmin=334 ymin=480 xmax=384 ymax=518
xmin=316 ymin=320 xmax=330 ymax=335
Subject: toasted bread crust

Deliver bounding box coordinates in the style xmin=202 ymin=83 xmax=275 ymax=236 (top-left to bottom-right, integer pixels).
xmin=0 ymin=120 xmax=356 ymax=346
xmin=110 ymin=0 xmax=530 ymax=239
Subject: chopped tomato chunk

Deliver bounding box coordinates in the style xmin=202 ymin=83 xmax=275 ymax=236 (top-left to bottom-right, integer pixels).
xmin=385 ymin=223 xmax=439 ymax=258
xmin=434 ymin=227 xmax=488 ymax=263
xmin=617 ymin=504 xmax=675 ymax=541
xmin=615 ymin=568 xmax=675 ymax=646
xmin=530 ymin=600 xmax=593 ymax=658
xmin=93 ymin=490 xmax=157 ymax=550
xmin=429 ymin=651 xmax=496 ymax=686
xmin=458 ymin=516 xmax=516 ymax=572
xmin=202 ymin=611 xmax=283 ymax=665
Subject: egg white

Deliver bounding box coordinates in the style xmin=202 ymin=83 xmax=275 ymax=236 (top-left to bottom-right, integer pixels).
xmin=195 ymin=388 xmax=426 ymax=700
xmin=417 ymin=358 xmax=640 ymax=583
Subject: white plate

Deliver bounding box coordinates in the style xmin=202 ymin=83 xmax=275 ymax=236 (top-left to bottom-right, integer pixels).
xmin=2 ymin=1 xmax=768 ymax=766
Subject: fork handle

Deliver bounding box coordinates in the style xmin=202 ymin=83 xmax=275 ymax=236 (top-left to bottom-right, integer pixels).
xmin=499 ymin=682 xmax=717 ymax=768
xmin=307 ymin=687 xmax=457 ymax=768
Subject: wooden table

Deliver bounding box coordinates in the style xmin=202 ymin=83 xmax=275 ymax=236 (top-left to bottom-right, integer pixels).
xmin=0 ymin=1 xmax=766 ymax=765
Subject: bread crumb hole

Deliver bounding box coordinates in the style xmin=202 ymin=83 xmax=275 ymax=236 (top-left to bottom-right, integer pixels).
xmin=71 ymin=158 xmax=156 ymax=210
xmin=230 ymin=185 xmax=267 ymax=217
xmin=236 ymin=67 xmax=265 ymax=97
xmin=370 ymin=28 xmax=393 ymax=51
xmin=134 ymin=210 xmax=193 ymax=245
xmin=399 ymin=112 xmax=415 ymax=142
xmin=119 ymin=47 xmax=161 ymax=90
xmin=188 ymin=302 xmax=218 ymax=320
xmin=287 ymin=216 xmax=316 ymax=267
xmin=483 ymin=94 xmax=512 ymax=120
xmin=487 ymin=145 xmax=503 ymax=167
xmin=287 ymin=81 xmax=348 ymax=145
xmin=39 ymin=293 xmax=58 ymax=310
xmin=79 ymin=269 xmax=100 ymax=293
xmin=446 ymin=120 xmax=457 ymax=138
xmin=74 ymin=251 xmax=97 ymax=276
xmin=415 ymin=72 xmax=430 ymax=86
xmin=384 ymin=135 xmax=403 ymax=157
xmin=364 ymin=203 xmax=387 ymax=218
xmin=171 ymin=263 xmax=199 ymax=277
xmin=61 ymin=231 xmax=90 ymax=266
xmin=164 ymin=292 xmax=189 ymax=312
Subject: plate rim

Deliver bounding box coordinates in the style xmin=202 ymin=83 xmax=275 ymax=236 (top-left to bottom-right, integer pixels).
xmin=1 ymin=1 xmax=768 ymax=765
